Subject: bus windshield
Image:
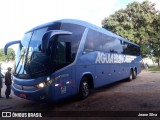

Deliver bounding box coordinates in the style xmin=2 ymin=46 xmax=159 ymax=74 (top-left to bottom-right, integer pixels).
xmin=15 ymin=27 xmax=49 ymax=78
xmin=14 ymin=23 xmax=85 ymax=79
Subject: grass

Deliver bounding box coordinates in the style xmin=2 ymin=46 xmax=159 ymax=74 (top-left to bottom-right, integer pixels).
xmin=148 ymin=66 xmax=160 ymax=72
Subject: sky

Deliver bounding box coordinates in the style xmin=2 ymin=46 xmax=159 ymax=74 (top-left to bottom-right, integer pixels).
xmin=0 ymin=0 xmax=160 ymax=50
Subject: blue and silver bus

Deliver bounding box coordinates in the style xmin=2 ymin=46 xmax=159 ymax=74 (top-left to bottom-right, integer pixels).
xmin=4 ymin=19 xmax=141 ymax=102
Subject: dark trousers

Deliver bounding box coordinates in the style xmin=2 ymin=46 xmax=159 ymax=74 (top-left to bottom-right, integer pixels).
xmin=5 ymin=85 xmax=11 ymax=98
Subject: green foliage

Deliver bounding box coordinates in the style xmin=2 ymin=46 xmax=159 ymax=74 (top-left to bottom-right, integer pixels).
xmin=102 ymin=0 xmax=160 ymax=60
xmin=0 ymin=48 xmax=15 ymax=61
xmin=150 ymin=13 xmax=160 ymax=66
xmin=149 ymin=66 xmax=160 ymax=72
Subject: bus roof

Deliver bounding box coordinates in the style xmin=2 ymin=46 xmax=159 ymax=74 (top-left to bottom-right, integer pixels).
xmin=26 ymin=19 xmax=139 ymax=47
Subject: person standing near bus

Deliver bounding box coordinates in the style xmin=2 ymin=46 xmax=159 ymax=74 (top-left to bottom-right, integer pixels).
xmin=0 ymin=65 xmax=3 ymax=98
xmin=5 ymin=67 xmax=12 ymax=99
xmin=144 ymin=63 xmax=149 ymax=71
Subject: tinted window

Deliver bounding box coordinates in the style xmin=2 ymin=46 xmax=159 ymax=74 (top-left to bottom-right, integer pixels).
xmin=46 ymin=36 xmax=71 ymax=71
xmin=122 ymin=42 xmax=140 ymax=56
xmin=60 ymin=23 xmax=85 ymax=60
xmin=135 ymin=46 xmax=140 ymax=56
xmin=84 ymin=29 xmax=139 ymax=55
xmin=102 ymin=34 xmax=123 ymax=54
xmin=84 ymin=30 xmax=102 ymax=52
xmin=53 ymin=41 xmax=71 ymax=70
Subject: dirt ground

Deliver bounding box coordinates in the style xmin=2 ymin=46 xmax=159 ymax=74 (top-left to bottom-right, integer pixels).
xmin=1 ymin=70 xmax=160 ymax=120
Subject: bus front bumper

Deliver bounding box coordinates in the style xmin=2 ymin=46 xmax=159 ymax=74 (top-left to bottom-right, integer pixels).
xmin=12 ymin=83 xmax=54 ymax=102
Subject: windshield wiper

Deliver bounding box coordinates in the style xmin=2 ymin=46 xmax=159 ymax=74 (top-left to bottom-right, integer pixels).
xmin=15 ymin=52 xmax=26 ymax=75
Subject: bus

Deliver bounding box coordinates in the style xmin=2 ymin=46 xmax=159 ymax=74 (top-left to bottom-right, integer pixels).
xmin=4 ymin=19 xmax=141 ymax=102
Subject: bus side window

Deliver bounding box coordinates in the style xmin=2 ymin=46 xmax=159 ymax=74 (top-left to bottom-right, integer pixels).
xmin=52 ymin=40 xmax=72 ymax=70
xmin=102 ymin=35 xmax=123 ymax=54
xmin=113 ymin=39 xmax=123 ymax=54
xmin=122 ymin=42 xmax=140 ymax=56
xmin=60 ymin=23 xmax=85 ymax=61
xmin=84 ymin=30 xmax=102 ymax=53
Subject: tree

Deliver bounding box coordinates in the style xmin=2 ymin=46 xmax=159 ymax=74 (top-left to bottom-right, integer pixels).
xmin=102 ymin=0 xmax=159 ymax=59
xmin=0 ymin=49 xmax=5 ymax=61
xmin=0 ymin=48 xmax=15 ymax=61
xmin=150 ymin=13 xmax=160 ymax=66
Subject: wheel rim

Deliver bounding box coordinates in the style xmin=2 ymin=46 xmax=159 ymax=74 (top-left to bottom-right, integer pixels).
xmin=82 ymin=81 xmax=89 ymax=97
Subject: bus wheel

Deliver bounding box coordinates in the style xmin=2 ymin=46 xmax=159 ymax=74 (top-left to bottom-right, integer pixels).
xmin=129 ymin=70 xmax=134 ymax=81
xmin=133 ymin=69 xmax=137 ymax=79
xmin=79 ymin=77 xmax=90 ymax=99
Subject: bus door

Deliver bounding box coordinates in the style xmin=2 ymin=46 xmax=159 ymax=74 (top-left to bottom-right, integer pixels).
xmin=51 ymin=40 xmax=74 ymax=99
xmin=42 ymin=30 xmax=75 ymax=100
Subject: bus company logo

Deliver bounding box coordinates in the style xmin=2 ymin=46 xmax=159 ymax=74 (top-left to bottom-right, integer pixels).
xmin=2 ymin=112 xmax=11 ymax=117
xmin=95 ymin=52 xmax=136 ymax=64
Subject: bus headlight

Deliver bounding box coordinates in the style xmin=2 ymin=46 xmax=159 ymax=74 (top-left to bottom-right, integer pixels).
xmin=36 ymin=82 xmax=47 ymax=88
xmin=36 ymin=76 xmax=61 ymax=89
xmin=36 ymin=79 xmax=55 ymax=88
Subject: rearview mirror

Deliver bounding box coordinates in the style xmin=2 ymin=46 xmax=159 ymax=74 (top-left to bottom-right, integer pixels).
xmin=4 ymin=40 xmax=21 ymax=55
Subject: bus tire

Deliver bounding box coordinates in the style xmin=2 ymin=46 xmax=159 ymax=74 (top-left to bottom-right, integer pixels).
xmin=129 ymin=70 xmax=134 ymax=81
xmin=79 ymin=77 xmax=90 ymax=100
xmin=133 ymin=69 xmax=137 ymax=79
